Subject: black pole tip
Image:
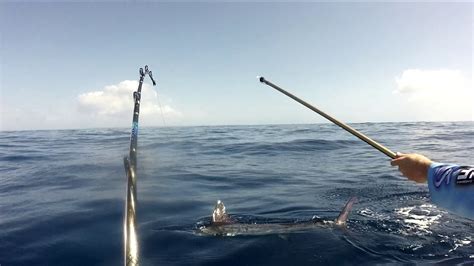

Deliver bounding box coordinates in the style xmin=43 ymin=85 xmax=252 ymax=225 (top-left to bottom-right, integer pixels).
xmin=258 ymin=76 xmax=265 ymax=83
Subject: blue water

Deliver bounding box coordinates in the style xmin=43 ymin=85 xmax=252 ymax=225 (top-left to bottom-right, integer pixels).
xmin=1 ymin=122 xmax=473 ymax=265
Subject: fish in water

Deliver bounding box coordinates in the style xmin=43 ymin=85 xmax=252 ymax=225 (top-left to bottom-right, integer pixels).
xmin=197 ymin=197 xmax=357 ymax=236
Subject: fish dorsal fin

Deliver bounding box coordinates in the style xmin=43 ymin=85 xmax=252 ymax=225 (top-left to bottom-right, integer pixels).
xmin=212 ymin=200 xmax=230 ymax=224
xmin=335 ymin=197 xmax=357 ymax=225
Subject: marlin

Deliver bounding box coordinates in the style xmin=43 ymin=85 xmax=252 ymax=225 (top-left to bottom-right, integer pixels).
xmin=197 ymin=197 xmax=357 ymax=236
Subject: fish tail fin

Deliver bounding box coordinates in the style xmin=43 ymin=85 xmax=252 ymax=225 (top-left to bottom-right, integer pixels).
xmin=335 ymin=197 xmax=357 ymax=225
xmin=212 ymin=200 xmax=231 ymax=225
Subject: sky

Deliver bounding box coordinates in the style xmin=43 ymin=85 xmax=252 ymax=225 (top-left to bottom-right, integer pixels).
xmin=0 ymin=2 xmax=472 ymax=131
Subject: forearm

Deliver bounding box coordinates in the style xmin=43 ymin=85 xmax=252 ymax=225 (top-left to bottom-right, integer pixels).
xmin=427 ymin=163 xmax=474 ymax=219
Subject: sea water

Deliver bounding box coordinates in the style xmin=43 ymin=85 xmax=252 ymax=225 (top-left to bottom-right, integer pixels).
xmin=0 ymin=122 xmax=473 ymax=265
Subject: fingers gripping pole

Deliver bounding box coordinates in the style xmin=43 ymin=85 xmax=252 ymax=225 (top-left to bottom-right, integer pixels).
xmin=258 ymin=76 xmax=396 ymax=159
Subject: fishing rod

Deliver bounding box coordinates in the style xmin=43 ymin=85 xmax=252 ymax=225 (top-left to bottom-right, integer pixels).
xmin=124 ymin=65 xmax=156 ymax=266
xmin=258 ymin=76 xmax=396 ymax=159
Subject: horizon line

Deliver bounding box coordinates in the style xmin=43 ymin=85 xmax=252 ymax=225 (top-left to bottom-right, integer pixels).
xmin=1 ymin=120 xmax=472 ymax=133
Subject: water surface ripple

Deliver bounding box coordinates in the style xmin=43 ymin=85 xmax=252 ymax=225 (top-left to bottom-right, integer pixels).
xmin=0 ymin=122 xmax=473 ymax=265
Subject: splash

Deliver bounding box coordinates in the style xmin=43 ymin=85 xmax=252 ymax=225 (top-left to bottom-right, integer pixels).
xmin=359 ymin=208 xmax=391 ymax=220
xmin=448 ymin=237 xmax=472 ymax=253
xmin=394 ymin=204 xmax=443 ymax=235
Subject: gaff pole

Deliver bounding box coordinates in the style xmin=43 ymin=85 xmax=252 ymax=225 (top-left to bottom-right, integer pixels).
xmin=124 ymin=65 xmax=156 ymax=266
xmin=258 ymin=76 xmax=396 ymax=159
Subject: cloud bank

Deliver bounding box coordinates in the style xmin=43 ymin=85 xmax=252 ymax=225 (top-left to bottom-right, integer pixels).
xmin=77 ymin=80 xmax=180 ymax=126
xmin=395 ymin=69 xmax=473 ymax=121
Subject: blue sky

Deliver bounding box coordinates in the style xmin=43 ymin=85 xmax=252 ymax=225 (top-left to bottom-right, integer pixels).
xmin=1 ymin=2 xmax=472 ymax=130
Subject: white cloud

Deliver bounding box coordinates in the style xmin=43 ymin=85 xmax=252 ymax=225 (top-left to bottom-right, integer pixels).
xmin=395 ymin=69 xmax=467 ymax=94
xmin=77 ymin=80 xmax=181 ymax=126
xmin=394 ymin=69 xmax=473 ymax=121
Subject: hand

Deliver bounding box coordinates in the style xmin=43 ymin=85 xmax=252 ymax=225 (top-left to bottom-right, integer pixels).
xmin=391 ymin=153 xmax=432 ymax=183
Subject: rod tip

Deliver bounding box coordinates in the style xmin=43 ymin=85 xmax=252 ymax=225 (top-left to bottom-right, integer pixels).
xmin=257 ymin=76 xmax=265 ymax=83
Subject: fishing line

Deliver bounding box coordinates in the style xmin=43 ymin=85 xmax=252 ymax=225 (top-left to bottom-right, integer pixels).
xmin=156 ymin=92 xmax=167 ymax=126
xmin=258 ymin=76 xmax=397 ymax=159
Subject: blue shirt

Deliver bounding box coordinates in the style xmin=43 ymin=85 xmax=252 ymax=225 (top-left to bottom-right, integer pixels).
xmin=427 ymin=163 xmax=474 ymax=219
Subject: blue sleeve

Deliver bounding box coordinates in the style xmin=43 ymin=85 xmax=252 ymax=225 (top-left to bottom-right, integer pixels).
xmin=427 ymin=163 xmax=474 ymax=219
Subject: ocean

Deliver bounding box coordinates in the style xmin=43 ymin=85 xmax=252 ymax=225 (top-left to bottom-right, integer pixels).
xmin=1 ymin=122 xmax=473 ymax=265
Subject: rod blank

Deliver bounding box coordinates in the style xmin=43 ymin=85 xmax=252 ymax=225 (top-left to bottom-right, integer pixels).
xmin=258 ymin=76 xmax=396 ymax=159
xmin=124 ymin=65 xmax=157 ymax=266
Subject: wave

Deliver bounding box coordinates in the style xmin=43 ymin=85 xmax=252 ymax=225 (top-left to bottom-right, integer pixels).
xmin=205 ymin=139 xmax=361 ymax=156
